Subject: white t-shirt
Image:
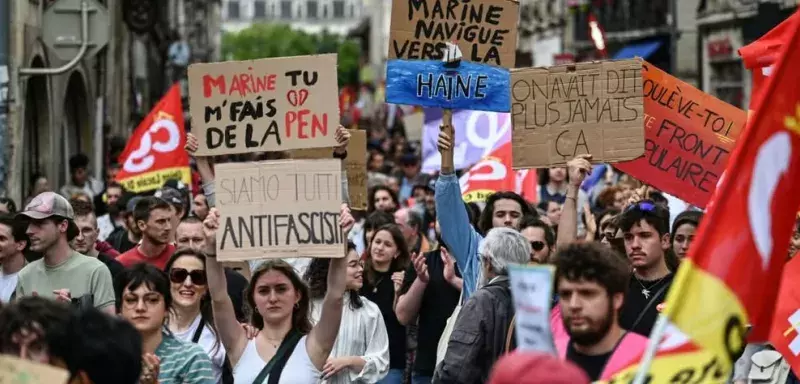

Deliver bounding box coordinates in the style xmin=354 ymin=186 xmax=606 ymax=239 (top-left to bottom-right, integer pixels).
xmin=0 ymin=269 xmax=19 ymax=303
xmin=171 ymin=314 xmax=226 ymax=384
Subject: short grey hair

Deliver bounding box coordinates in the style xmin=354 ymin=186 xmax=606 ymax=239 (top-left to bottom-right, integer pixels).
xmin=479 ymin=227 xmax=531 ymax=275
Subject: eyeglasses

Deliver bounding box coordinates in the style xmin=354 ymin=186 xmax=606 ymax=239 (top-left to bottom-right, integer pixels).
xmin=169 ymin=268 xmax=207 ymax=285
xmin=530 ymin=241 xmax=546 ymax=252
xmin=625 ymin=201 xmax=656 ymax=213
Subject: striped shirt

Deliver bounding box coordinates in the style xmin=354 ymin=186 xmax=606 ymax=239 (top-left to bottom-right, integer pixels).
xmin=156 ymin=331 xmax=216 ymax=384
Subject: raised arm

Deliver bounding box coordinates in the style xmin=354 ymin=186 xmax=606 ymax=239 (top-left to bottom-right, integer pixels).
xmin=435 ymin=125 xmax=482 ymax=299
xmin=307 ymin=204 xmax=355 ymax=370
xmin=202 ymin=209 xmax=248 ymax=365
xmin=556 ymin=155 xmax=592 ymax=249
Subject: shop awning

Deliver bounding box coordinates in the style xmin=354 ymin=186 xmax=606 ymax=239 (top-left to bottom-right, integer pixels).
xmin=612 ymin=40 xmax=663 ymax=60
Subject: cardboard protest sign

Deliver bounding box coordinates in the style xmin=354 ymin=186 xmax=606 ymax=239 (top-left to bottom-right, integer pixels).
xmin=511 ymin=59 xmax=645 ymax=168
xmin=615 ymin=63 xmax=746 ymax=208
xmin=188 ymin=54 xmax=339 ymax=156
xmin=388 ymin=0 xmax=519 ymax=68
xmin=403 ymin=111 xmax=425 ymax=141
xmin=385 ymin=59 xmax=511 ymax=112
xmin=0 ymin=355 xmax=69 ymax=384
xmin=288 ymin=129 xmax=368 ymax=210
xmin=214 ymin=159 xmax=345 ymax=261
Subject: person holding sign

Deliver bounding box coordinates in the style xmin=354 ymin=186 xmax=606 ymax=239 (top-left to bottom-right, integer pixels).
xmin=434 ymin=125 xmax=534 ymax=300
xmin=202 ymin=205 xmax=355 ymax=384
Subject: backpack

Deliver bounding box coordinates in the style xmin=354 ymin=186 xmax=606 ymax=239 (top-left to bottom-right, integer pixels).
xmin=748 ymin=349 xmax=790 ymax=384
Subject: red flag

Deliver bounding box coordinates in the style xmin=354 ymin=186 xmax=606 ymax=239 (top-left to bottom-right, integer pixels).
xmin=459 ymin=142 xmax=516 ymax=203
xmin=739 ymin=12 xmax=800 ymax=111
xmin=116 ymin=84 xmax=191 ymax=193
xmin=769 ymin=256 xmax=800 ymax=376
xmin=660 ymin=9 xmax=800 ymax=375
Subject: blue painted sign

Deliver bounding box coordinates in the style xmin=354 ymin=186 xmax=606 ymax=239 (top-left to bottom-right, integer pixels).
xmin=385 ymin=59 xmax=511 ymax=113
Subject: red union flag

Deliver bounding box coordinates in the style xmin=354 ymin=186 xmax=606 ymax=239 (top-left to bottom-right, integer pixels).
xmin=769 ymin=255 xmax=800 ymax=376
xmin=116 ymin=84 xmax=191 ymax=193
xmin=459 ymin=142 xmax=516 ymax=203
xmin=658 ymin=9 xmax=800 ymax=377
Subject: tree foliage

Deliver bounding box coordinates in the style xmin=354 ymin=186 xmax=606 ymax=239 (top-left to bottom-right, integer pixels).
xmin=222 ymin=24 xmax=362 ymax=86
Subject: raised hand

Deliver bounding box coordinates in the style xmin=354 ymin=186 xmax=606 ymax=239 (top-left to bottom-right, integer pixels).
xmin=567 ymin=154 xmax=593 ymax=187
xmin=202 ymin=208 xmax=220 ymax=254
xmin=391 ymin=271 xmax=405 ymax=293
xmin=339 ymin=204 xmax=355 ymax=237
xmin=185 ymin=133 xmax=199 ymax=154
xmin=334 ymin=125 xmax=350 ymax=155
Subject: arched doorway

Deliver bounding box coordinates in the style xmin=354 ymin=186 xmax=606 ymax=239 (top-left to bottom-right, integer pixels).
xmin=22 ymin=56 xmax=51 ymax=201
xmin=61 ymin=71 xmax=91 ymax=191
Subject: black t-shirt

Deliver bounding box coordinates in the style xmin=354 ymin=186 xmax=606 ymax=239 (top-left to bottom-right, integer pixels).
xmin=566 ymin=343 xmax=613 ymax=381
xmin=98 ymin=253 xmax=125 ymax=281
xmin=619 ymin=273 xmax=674 ymax=337
xmin=107 ymin=228 xmax=137 ymax=254
xmin=360 ymin=269 xmax=407 ymax=370
xmin=399 ymin=249 xmax=461 ymax=376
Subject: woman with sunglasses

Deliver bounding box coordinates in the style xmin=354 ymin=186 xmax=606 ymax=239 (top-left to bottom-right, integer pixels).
xmin=203 ymin=205 xmax=354 ymax=384
xmin=165 ymin=248 xmax=229 ymax=384
xmin=304 ymin=242 xmax=390 ymax=383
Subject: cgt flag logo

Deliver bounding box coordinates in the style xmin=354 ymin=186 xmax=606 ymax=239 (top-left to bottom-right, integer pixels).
xmin=782 ymin=309 xmax=800 ymax=356
xmin=116 ymin=84 xmax=191 ymax=193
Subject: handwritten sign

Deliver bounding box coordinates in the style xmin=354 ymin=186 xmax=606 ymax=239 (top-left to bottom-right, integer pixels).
xmin=388 ymin=0 xmax=519 ymax=68
xmin=214 ymin=159 xmax=345 ymax=261
xmin=508 ymin=264 xmax=556 ymax=354
xmin=386 ymin=59 xmax=511 ymax=112
xmin=288 ymin=129 xmax=368 ymax=210
xmin=0 ymin=355 xmax=69 ymax=384
xmin=511 ymin=59 xmax=645 ymax=168
xmin=188 ymin=54 xmax=339 ymax=156
xmin=615 ymin=63 xmax=746 ymax=208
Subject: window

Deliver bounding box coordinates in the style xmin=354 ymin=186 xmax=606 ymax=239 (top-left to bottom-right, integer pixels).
xmin=227 ymin=0 xmax=240 ymax=19
xmin=281 ymin=0 xmax=292 ymax=19
xmin=307 ymin=0 xmax=318 ymax=19
xmin=254 ymin=0 xmax=266 ymax=18
xmin=323 ymin=4 xmax=328 ymax=18
xmin=350 ymin=3 xmax=355 ymax=17
xmin=333 ymin=0 xmax=345 ymax=18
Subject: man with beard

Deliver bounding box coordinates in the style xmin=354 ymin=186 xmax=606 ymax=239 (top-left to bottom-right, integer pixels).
xmin=69 ymin=199 xmax=125 ymax=280
xmin=96 ymin=182 xmax=124 ymax=241
xmin=116 ymin=197 xmax=175 ymax=269
xmin=552 ymin=242 xmax=647 ymax=381
xmin=15 ymin=192 xmax=115 ymax=313
xmin=395 ymin=219 xmax=463 ymax=384
xmin=617 ymin=200 xmax=673 ymax=337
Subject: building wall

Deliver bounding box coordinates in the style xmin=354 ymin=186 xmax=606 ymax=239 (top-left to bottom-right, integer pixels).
xmin=8 ymin=0 xmax=104 ymax=202
xmin=221 ymin=0 xmax=364 ymax=35
xmin=675 ymin=0 xmax=699 ymax=86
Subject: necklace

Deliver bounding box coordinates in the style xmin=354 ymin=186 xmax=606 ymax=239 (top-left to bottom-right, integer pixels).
xmin=264 ymin=336 xmax=283 ymax=349
xmin=372 ymin=275 xmax=386 ymax=293
xmin=634 ymin=275 xmax=666 ymax=299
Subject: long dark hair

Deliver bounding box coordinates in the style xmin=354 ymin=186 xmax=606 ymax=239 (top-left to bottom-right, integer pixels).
xmin=164 ymin=248 xmax=221 ymax=355
xmin=304 ymin=242 xmax=363 ymax=310
xmin=246 ymin=260 xmax=313 ymax=334
xmin=364 ymin=224 xmax=411 ymax=286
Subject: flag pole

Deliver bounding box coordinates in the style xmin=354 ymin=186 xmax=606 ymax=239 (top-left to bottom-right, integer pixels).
xmin=632 ymin=314 xmax=669 ymax=383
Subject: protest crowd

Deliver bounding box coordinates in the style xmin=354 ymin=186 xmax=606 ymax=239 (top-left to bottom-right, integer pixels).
xmin=1 ymin=3 xmax=800 ymax=384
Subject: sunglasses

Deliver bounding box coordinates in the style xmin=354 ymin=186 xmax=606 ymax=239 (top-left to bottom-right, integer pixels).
xmin=530 ymin=241 xmax=546 ymax=252
xmin=169 ymin=268 xmax=207 ymax=285
xmin=625 ymin=201 xmax=656 ymax=213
